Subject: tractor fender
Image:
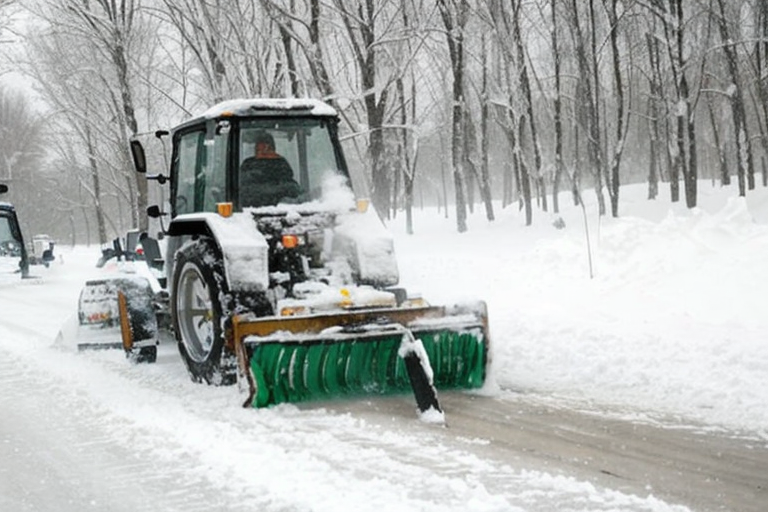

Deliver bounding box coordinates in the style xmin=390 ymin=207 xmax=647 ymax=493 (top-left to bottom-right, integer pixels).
xmin=168 ymin=212 xmax=269 ymax=292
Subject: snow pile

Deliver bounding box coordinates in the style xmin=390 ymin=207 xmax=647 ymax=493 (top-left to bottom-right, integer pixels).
xmin=393 ymin=183 xmax=768 ymax=435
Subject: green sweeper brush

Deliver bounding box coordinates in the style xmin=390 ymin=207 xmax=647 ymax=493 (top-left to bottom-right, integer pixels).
xmin=232 ymin=303 xmax=489 ymax=415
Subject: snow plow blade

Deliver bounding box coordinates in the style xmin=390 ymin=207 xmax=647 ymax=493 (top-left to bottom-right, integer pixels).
xmin=231 ymin=303 xmax=489 ymax=414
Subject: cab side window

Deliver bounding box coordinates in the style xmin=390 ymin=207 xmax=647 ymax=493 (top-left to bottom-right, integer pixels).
xmin=202 ymin=129 xmax=228 ymax=212
xmin=174 ymin=128 xmax=228 ymax=215
xmin=174 ymin=130 xmax=205 ymax=215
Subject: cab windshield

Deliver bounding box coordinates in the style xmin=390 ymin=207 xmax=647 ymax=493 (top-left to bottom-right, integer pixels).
xmin=237 ymin=118 xmax=346 ymax=208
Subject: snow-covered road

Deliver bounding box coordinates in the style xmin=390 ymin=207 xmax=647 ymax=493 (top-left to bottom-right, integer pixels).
xmin=0 ymin=353 xmax=253 ymax=512
xmin=0 ymin=251 xmax=697 ymax=512
xmin=2 ymin=305 xmax=764 ymax=512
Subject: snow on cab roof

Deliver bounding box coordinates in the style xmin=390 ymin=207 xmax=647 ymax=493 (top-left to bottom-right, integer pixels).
xmin=201 ymin=98 xmax=337 ymax=119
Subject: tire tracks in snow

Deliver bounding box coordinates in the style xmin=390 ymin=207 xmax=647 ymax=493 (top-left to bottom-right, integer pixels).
xmin=318 ymin=391 xmax=768 ymax=512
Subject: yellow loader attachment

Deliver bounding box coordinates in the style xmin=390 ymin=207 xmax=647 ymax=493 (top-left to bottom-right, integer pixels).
xmin=231 ymin=303 xmax=489 ymax=415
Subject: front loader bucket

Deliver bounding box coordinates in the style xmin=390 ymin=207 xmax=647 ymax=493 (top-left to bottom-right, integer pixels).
xmin=231 ymin=303 xmax=489 ymax=415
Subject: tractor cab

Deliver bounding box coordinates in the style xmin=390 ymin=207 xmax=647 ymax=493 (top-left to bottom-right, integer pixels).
xmin=0 ymin=184 xmax=30 ymax=279
xmin=136 ymin=99 xmax=362 ymax=219
xmin=131 ymin=98 xmax=378 ymax=295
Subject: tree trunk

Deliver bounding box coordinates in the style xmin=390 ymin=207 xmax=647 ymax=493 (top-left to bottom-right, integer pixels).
xmin=511 ymin=0 xmax=544 ymax=215
xmin=438 ymin=0 xmax=468 ymax=232
xmin=551 ymin=0 xmax=563 ymax=214
xmin=645 ymin=31 xmax=663 ymax=199
xmin=336 ymin=0 xmax=391 ymax=217
xmin=397 ymin=73 xmax=418 ymax=235
xmin=715 ymin=0 xmax=754 ymax=196
xmin=279 ymin=21 xmax=300 ymax=97
xmin=706 ymin=94 xmax=729 ymax=185
xmin=569 ymin=0 xmax=604 ymax=214
xmin=605 ymin=0 xmax=627 ymax=218
xmin=85 ymin=122 xmax=107 ymax=244
xmin=479 ymin=34 xmax=495 ymax=221
xmin=587 ymin=0 xmax=605 ymax=215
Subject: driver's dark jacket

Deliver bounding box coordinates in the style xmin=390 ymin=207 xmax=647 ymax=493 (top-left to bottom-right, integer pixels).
xmin=239 ymin=151 xmax=301 ymax=207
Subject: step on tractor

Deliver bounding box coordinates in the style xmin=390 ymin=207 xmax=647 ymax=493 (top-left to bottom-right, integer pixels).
xmin=81 ymin=98 xmax=490 ymax=418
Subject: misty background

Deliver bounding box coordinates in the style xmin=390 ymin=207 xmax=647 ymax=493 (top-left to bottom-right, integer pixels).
xmin=0 ymin=0 xmax=766 ymax=245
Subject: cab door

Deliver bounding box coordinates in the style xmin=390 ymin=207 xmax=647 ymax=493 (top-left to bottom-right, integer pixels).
xmin=171 ymin=122 xmax=230 ymax=218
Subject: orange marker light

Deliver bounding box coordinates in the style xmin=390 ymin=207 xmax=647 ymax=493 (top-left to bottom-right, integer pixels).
xmin=217 ymin=202 xmax=233 ymax=217
xmin=282 ymin=234 xmax=299 ymax=248
xmin=339 ymin=288 xmax=352 ymax=307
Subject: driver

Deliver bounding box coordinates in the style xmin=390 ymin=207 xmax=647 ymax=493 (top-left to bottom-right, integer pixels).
xmin=239 ymin=131 xmax=301 ymax=207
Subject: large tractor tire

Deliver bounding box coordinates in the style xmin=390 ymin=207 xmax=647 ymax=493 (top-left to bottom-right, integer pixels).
xmin=171 ymin=238 xmax=236 ymax=385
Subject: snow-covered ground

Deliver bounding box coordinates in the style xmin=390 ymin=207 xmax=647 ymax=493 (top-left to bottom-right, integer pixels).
xmin=394 ymin=182 xmax=768 ymax=437
xmin=1 ymin=181 xmax=765 ymax=511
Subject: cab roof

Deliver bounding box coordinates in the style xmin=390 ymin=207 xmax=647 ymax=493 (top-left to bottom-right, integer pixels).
xmin=174 ymin=98 xmax=338 ymax=133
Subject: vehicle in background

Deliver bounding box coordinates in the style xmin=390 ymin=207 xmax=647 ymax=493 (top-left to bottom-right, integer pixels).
xmin=29 ymin=234 xmax=55 ymax=267
xmin=0 ymin=184 xmax=30 ymax=279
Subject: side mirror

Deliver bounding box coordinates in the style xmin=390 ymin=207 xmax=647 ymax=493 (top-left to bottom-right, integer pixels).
xmin=130 ymin=140 xmax=146 ymax=174
xmin=0 ymin=184 xmax=7 ymax=194
xmin=147 ymin=205 xmax=166 ymax=218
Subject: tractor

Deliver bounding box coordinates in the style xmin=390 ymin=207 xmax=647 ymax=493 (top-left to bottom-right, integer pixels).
xmin=82 ymin=98 xmax=490 ymax=417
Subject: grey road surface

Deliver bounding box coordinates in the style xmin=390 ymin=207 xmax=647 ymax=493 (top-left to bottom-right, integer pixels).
xmin=323 ymin=392 xmax=768 ymax=512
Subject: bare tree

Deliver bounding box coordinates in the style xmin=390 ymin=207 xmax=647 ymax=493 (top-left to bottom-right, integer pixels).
xmin=158 ymin=0 xmax=290 ymax=100
xmin=477 ymin=31 xmax=494 ymax=221
xmin=331 ymin=0 xmax=394 ymax=217
xmin=487 ymin=0 xmax=545 ymax=224
xmin=0 ymin=86 xmax=45 ymax=236
xmin=437 ymin=0 xmax=469 ymax=232
xmin=263 ymin=0 xmax=335 ymax=100
xmin=21 ymin=0 xmax=165 ymax=240
xmin=645 ymin=26 xmax=665 ymax=199
xmin=44 ymin=0 xmax=149 ymax=229
xmin=395 ymin=1 xmax=438 ymax=233
xmin=603 ymin=0 xmax=632 ymax=218
xmin=713 ymin=0 xmax=755 ymax=195
xmin=650 ymin=0 xmax=703 ymax=207
xmin=26 ymin=31 xmax=126 ymax=243
xmin=565 ymin=0 xmax=606 ymax=215
xmin=0 ymin=0 xmax=18 ymax=41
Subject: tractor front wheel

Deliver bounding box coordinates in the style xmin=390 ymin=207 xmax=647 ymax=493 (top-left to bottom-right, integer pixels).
xmin=171 ymin=238 xmax=236 ymax=385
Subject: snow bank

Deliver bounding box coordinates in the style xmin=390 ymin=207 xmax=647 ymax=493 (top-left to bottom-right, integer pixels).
xmin=393 ymin=183 xmax=768 ymax=436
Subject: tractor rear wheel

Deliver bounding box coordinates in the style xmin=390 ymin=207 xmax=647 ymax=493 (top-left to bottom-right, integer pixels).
xmin=171 ymin=238 xmax=236 ymax=385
